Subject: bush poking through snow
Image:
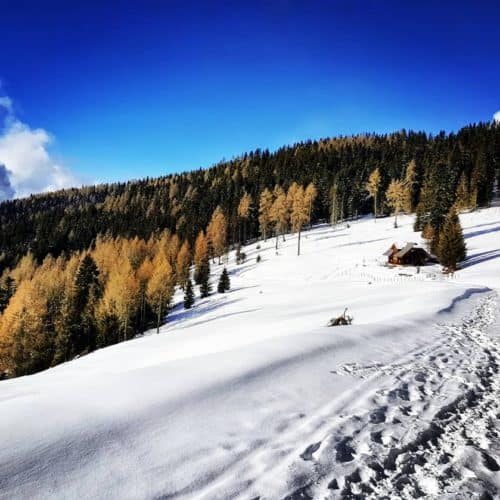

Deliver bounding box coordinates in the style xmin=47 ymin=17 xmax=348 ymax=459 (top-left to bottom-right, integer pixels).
xmin=328 ymin=308 xmax=353 ymax=326
xmin=236 ymin=245 xmax=246 ymax=264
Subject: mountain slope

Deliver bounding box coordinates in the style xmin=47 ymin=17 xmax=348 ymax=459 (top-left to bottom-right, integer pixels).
xmin=1 ymin=208 xmax=500 ymax=499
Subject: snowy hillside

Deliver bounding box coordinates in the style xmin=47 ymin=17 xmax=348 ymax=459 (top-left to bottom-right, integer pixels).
xmin=1 ymin=208 xmax=500 ymax=499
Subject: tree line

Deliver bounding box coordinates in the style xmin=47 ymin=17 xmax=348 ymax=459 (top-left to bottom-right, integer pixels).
xmin=0 ymin=122 xmax=497 ymax=274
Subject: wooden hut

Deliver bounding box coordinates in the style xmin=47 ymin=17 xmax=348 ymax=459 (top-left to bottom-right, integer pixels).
xmin=384 ymin=242 xmax=431 ymax=266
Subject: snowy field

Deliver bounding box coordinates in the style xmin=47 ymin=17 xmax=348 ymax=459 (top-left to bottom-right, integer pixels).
xmin=1 ymin=208 xmax=500 ymax=499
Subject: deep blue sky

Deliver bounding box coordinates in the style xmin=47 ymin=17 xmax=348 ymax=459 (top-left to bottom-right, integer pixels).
xmin=1 ymin=0 xmax=499 ymax=185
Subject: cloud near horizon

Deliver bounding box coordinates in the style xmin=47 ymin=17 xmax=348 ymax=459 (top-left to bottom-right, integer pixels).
xmin=494 ymin=111 xmax=500 ymax=123
xmin=0 ymin=94 xmax=83 ymax=200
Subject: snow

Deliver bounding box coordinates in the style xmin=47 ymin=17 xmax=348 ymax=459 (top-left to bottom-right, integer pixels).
xmin=1 ymin=208 xmax=500 ymax=499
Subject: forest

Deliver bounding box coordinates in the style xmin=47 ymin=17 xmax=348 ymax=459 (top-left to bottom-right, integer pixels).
xmin=0 ymin=122 xmax=498 ymax=377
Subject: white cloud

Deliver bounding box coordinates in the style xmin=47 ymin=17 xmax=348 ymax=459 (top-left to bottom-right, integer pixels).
xmin=494 ymin=111 xmax=500 ymax=124
xmin=0 ymin=94 xmax=83 ymax=199
xmin=0 ymin=96 xmax=13 ymax=113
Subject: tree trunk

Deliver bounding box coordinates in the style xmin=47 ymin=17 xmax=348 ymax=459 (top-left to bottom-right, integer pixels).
xmin=297 ymin=227 xmax=301 ymax=256
xmin=156 ymin=298 xmax=162 ymax=334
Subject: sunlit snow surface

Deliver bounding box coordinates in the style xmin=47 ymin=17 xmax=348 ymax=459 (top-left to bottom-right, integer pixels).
xmin=1 ymin=208 xmax=500 ymax=499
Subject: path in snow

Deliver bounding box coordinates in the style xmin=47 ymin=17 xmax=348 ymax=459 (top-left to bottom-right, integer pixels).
xmin=274 ymin=294 xmax=500 ymax=499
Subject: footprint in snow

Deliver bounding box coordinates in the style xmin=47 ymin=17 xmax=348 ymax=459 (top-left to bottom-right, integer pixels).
xmin=300 ymin=441 xmax=321 ymax=461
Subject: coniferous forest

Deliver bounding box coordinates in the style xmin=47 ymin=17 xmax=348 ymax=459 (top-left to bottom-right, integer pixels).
xmin=0 ymin=122 xmax=499 ymax=377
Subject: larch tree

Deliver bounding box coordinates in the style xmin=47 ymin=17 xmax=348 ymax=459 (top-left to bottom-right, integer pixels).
xmin=193 ymin=231 xmax=208 ymax=284
xmin=403 ymin=159 xmax=417 ymax=213
xmin=100 ymin=256 xmax=140 ymax=342
xmin=207 ymin=206 xmax=227 ymax=264
xmin=136 ymin=257 xmax=154 ymax=334
xmin=304 ymin=182 xmax=318 ymax=229
xmin=270 ymin=185 xmax=289 ymax=249
xmin=365 ymin=168 xmax=381 ymax=221
xmin=258 ymin=188 xmax=274 ymax=241
xmin=237 ymin=192 xmax=252 ymax=244
xmin=175 ymin=240 xmax=191 ymax=289
xmin=146 ymin=253 xmax=175 ymax=334
xmin=289 ymin=183 xmax=309 ymax=256
xmin=10 ymin=252 xmax=37 ymax=286
xmin=385 ymin=179 xmax=406 ymax=228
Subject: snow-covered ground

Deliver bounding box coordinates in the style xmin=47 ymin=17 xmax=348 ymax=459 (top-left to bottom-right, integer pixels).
xmin=1 ymin=208 xmax=500 ymax=499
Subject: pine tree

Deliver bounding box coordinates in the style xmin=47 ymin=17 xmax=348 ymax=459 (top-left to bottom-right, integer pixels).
xmin=454 ymin=171 xmax=471 ymax=211
xmin=330 ymin=182 xmax=340 ymax=227
xmin=184 ymin=278 xmax=195 ymax=309
xmin=70 ymin=254 xmax=101 ymax=354
xmin=365 ymin=168 xmax=381 ymax=221
xmin=199 ymin=260 xmax=211 ymax=298
xmin=429 ymin=162 xmax=456 ymax=254
xmin=0 ymin=276 xmax=15 ymax=314
xmin=437 ymin=208 xmax=466 ymax=272
xmin=217 ymin=267 xmax=230 ymax=293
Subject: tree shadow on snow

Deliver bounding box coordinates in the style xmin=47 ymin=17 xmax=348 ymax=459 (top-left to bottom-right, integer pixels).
xmin=464 ymin=224 xmax=500 ymax=240
xmin=461 ymin=248 xmax=500 ymax=268
xmin=438 ymin=287 xmax=491 ymax=314
xmin=462 ymin=219 xmax=500 ymax=231
xmin=175 ymin=307 xmax=261 ymax=330
xmin=166 ymin=297 xmax=243 ymax=327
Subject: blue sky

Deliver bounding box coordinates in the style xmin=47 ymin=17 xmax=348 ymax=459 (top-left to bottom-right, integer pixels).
xmin=0 ymin=0 xmax=499 ymax=196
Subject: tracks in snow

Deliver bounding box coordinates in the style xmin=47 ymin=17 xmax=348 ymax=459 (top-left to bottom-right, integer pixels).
xmin=277 ymin=293 xmax=500 ymax=499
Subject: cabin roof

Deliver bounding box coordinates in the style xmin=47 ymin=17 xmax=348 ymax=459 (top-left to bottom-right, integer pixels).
xmin=395 ymin=242 xmax=417 ymax=258
xmin=384 ymin=242 xmax=430 ymax=258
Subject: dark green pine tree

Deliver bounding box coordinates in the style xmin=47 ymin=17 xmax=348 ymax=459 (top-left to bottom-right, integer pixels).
xmin=428 ymin=161 xmax=457 ymax=254
xmin=70 ymin=254 xmax=101 ymax=355
xmin=0 ymin=276 xmax=15 ymax=313
xmin=199 ymin=260 xmax=211 ymax=298
xmin=437 ymin=208 xmax=466 ymax=272
xmin=184 ymin=278 xmax=195 ymax=309
xmin=217 ymin=267 xmax=230 ymax=293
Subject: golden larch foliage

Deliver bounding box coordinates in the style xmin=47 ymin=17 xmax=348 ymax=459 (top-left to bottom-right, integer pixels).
xmin=258 ymin=188 xmax=274 ymax=240
xmin=207 ymin=206 xmax=227 ymax=263
xmin=176 ymin=240 xmax=191 ymax=288
xmin=147 ymin=253 xmax=175 ymax=333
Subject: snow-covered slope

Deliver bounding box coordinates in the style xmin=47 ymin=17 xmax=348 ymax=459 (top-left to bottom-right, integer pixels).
xmin=1 ymin=208 xmax=500 ymax=499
